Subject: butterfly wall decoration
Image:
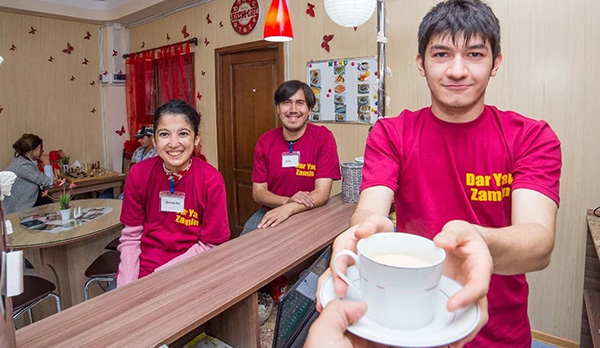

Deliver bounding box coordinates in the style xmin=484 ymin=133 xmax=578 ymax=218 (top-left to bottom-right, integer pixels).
xmin=62 ymin=42 xmax=74 ymax=54
xmin=306 ymin=3 xmax=315 ymax=17
xmin=321 ymin=34 xmax=334 ymax=52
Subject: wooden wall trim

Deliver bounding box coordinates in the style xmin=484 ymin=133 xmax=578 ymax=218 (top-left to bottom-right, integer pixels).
xmin=532 ymin=330 xmax=580 ymax=348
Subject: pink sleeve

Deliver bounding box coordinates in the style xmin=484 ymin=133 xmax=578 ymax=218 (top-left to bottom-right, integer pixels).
xmin=154 ymin=242 xmax=214 ymax=272
xmin=116 ymin=225 xmax=144 ymax=287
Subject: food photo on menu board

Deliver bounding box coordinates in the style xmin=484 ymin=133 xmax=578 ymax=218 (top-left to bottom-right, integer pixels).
xmin=307 ymin=56 xmax=377 ymax=124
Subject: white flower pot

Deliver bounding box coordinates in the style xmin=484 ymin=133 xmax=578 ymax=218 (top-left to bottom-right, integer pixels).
xmin=59 ymin=208 xmax=71 ymax=220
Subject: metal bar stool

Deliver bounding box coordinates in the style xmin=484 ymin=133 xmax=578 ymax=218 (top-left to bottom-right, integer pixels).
xmin=12 ymin=275 xmax=61 ymax=324
xmin=83 ymin=250 xmax=120 ymax=301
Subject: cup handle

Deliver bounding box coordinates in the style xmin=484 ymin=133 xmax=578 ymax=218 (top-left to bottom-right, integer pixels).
xmin=332 ymin=250 xmax=362 ymax=297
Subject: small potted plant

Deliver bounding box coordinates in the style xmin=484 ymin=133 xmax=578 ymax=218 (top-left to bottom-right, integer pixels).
xmin=42 ymin=179 xmax=76 ymax=220
xmin=60 ymin=155 xmax=70 ymax=174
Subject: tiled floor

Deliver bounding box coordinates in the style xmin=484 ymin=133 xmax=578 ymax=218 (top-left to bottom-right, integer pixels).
xmin=532 ymin=340 xmax=557 ymax=348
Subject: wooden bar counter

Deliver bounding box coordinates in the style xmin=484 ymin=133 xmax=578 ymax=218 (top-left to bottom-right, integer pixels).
xmin=582 ymin=210 xmax=600 ymax=348
xmin=16 ymin=194 xmax=355 ymax=348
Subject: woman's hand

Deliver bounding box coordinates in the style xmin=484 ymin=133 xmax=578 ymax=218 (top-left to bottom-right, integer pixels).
xmin=40 ymin=154 xmax=50 ymax=166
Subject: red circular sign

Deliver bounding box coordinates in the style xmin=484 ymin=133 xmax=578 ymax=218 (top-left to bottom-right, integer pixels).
xmin=230 ymin=0 xmax=261 ymax=35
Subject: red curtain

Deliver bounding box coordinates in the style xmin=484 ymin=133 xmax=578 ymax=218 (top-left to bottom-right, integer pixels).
xmin=125 ymin=41 xmax=196 ymax=158
xmin=157 ymin=42 xmax=195 ymax=106
xmin=125 ymin=50 xmax=156 ymax=143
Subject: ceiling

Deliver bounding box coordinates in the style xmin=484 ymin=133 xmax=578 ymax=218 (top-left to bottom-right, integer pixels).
xmin=0 ymin=0 xmax=211 ymax=25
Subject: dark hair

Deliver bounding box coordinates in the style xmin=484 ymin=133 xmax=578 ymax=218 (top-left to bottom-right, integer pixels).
xmin=274 ymin=80 xmax=316 ymax=110
xmin=12 ymin=133 xmax=43 ymax=158
xmin=153 ymin=99 xmax=201 ymax=136
xmin=418 ymin=0 xmax=501 ymax=61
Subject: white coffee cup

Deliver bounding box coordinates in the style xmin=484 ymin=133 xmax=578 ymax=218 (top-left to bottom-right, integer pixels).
xmin=333 ymin=232 xmax=446 ymax=330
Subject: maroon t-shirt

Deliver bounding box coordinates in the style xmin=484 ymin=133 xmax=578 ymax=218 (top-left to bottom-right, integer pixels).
xmin=252 ymin=123 xmax=341 ymax=205
xmin=121 ymin=156 xmax=230 ymax=277
xmin=361 ymin=105 xmax=561 ymax=347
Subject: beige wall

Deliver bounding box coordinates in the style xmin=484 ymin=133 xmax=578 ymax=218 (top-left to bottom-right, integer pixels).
xmin=132 ymin=0 xmax=599 ymax=342
xmin=0 ymin=11 xmax=102 ymax=169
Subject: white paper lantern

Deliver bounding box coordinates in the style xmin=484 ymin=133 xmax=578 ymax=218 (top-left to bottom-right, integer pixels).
xmin=324 ymin=0 xmax=377 ymax=27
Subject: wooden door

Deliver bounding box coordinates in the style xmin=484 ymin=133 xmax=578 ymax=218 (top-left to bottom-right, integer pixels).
xmin=216 ymin=41 xmax=284 ymax=238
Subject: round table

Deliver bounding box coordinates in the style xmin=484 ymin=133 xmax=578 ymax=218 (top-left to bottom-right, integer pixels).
xmin=6 ymin=199 xmax=123 ymax=310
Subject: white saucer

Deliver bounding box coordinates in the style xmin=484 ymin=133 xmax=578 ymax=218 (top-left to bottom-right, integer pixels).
xmin=319 ymin=266 xmax=480 ymax=347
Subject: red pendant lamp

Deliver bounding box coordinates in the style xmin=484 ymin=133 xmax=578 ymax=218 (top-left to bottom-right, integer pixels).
xmin=263 ymin=0 xmax=293 ymax=42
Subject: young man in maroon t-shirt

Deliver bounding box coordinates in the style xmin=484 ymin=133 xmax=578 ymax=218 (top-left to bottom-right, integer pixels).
xmin=317 ymin=1 xmax=561 ymax=347
xmin=241 ymin=80 xmax=341 ymax=235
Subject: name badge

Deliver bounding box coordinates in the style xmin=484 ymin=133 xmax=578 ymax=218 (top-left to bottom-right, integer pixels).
xmin=160 ymin=191 xmax=185 ymax=213
xmin=282 ymin=151 xmax=300 ymax=168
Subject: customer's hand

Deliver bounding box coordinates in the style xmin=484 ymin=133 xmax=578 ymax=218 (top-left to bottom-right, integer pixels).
xmin=257 ymin=204 xmax=293 ymax=228
xmin=304 ymin=300 xmax=368 ymax=348
xmin=433 ymin=220 xmax=493 ymax=347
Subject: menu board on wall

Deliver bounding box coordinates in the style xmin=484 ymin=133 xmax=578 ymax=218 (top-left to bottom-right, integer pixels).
xmin=306 ymin=56 xmax=377 ymax=124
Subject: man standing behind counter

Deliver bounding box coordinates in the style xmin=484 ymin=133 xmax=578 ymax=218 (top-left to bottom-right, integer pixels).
xmin=242 ymin=80 xmax=341 ymax=235
xmin=325 ymin=0 xmax=562 ymax=347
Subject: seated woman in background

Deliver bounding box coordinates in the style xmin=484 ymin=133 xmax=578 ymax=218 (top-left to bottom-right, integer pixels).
xmin=116 ymin=100 xmax=230 ymax=287
xmin=3 ymin=133 xmax=53 ymax=214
